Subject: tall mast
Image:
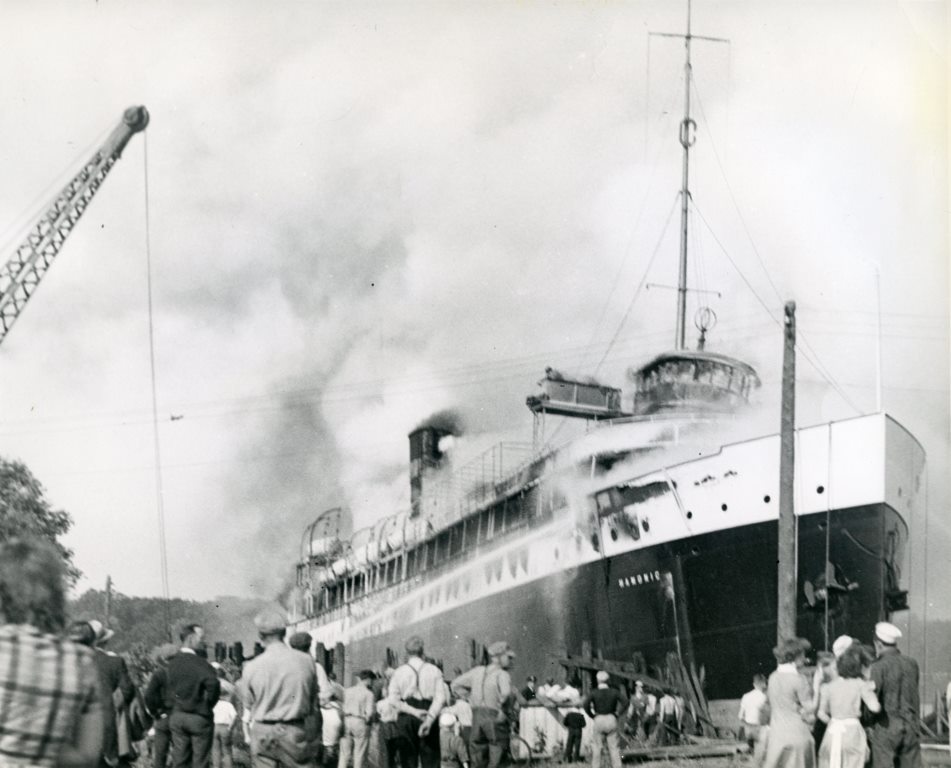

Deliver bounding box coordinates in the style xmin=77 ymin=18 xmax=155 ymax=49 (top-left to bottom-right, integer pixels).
xmin=675 ymin=0 xmax=695 ymax=350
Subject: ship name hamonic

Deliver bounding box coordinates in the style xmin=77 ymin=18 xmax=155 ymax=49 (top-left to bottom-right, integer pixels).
xmin=618 ymin=570 xmax=662 ymax=589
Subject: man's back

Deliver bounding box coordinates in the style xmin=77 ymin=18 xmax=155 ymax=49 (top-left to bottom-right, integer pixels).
xmin=871 ymin=648 xmax=919 ymax=724
xmin=240 ymin=643 xmax=317 ymax=722
xmin=0 ymin=625 xmax=101 ymax=767
xmin=167 ymin=652 xmax=221 ymax=719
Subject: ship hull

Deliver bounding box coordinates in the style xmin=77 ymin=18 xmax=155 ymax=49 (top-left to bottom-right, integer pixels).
xmin=313 ymin=503 xmax=900 ymax=700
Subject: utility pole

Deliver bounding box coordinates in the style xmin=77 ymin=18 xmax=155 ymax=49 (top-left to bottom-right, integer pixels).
xmin=105 ymin=575 xmax=113 ymax=628
xmin=777 ymin=301 xmax=797 ymax=642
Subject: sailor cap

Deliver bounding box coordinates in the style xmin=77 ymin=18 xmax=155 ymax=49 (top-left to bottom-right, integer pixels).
xmin=875 ymin=622 xmax=902 ymax=645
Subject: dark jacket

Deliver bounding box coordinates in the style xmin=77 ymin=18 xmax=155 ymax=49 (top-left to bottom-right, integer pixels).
xmin=93 ymin=650 xmax=135 ymax=762
xmin=145 ymin=667 xmax=174 ymax=718
xmin=870 ymin=647 xmax=919 ymax=727
xmin=583 ymin=686 xmax=627 ymax=718
xmin=165 ymin=651 xmax=221 ymax=719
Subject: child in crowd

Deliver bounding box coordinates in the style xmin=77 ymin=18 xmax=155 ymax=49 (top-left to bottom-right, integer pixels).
xmin=448 ymin=686 xmax=473 ymax=749
xmin=562 ymin=710 xmax=586 ymax=763
xmin=737 ymin=674 xmax=768 ymax=753
xmin=438 ymin=712 xmax=469 ymax=768
xmin=322 ymin=686 xmax=344 ymax=768
xmin=211 ymin=686 xmax=237 ymax=768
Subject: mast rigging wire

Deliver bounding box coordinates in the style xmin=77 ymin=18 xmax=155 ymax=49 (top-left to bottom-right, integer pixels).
xmin=690 ymin=202 xmax=862 ymax=414
xmin=142 ymin=130 xmax=172 ymax=640
xmin=690 ymin=78 xmax=863 ymax=414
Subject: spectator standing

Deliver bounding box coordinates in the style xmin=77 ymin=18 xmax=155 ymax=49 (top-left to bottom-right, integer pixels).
xmin=561 ymin=711 xmax=585 ymax=764
xmin=375 ymin=691 xmax=400 ymax=768
xmin=625 ymin=682 xmax=656 ymax=743
xmin=448 ymin=689 xmax=473 ymax=751
xmin=145 ymin=643 xmax=182 ymax=768
xmin=811 ymin=653 xmax=838 ymax=752
xmin=582 ymin=672 xmax=626 ymax=768
xmin=520 ymin=677 xmax=537 ymax=703
xmin=167 ymin=624 xmax=221 ymax=768
xmin=339 ymin=671 xmax=376 ymax=768
xmin=322 ymin=688 xmax=344 ymax=768
xmin=212 ymin=690 xmax=237 ymax=768
xmin=816 ymin=649 xmax=880 ymax=768
xmin=451 ymin=641 xmax=516 ymax=768
xmin=738 ymin=675 xmax=768 ymax=753
xmin=867 ymin=622 xmax=921 ymax=768
xmin=70 ymin=620 xmax=136 ymax=768
xmin=289 ymin=632 xmax=330 ymax=696
xmin=0 ymin=537 xmax=103 ymax=768
xmin=762 ymin=638 xmax=815 ymax=768
xmin=437 ymin=713 xmax=468 ymax=768
xmin=239 ymin=609 xmax=319 ymax=768
xmin=654 ymin=691 xmax=682 ymax=747
xmin=388 ymin=636 xmax=446 ymax=768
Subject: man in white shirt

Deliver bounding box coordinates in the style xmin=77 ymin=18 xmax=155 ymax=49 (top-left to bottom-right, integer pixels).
xmin=387 ymin=636 xmax=446 ymax=768
xmin=737 ymin=674 xmax=767 ymax=751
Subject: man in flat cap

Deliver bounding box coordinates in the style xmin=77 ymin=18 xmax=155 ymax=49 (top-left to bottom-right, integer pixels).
xmin=868 ymin=622 xmax=921 ymax=768
xmin=388 ymin=636 xmax=446 ymax=768
xmin=239 ymin=608 xmax=320 ymax=768
xmin=451 ymin=642 xmax=516 ymax=768
xmin=288 ymin=632 xmax=330 ymax=697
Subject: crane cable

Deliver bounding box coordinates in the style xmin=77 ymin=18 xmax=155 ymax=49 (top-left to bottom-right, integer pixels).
xmin=142 ymin=129 xmax=172 ymax=640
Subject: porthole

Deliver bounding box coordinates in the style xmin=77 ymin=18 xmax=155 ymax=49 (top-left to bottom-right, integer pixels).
xmin=817 ymin=485 xmax=825 ymax=494
xmin=686 ymin=511 xmax=693 ymax=520
xmin=610 ymin=528 xmax=619 ymax=541
xmin=642 ymin=520 xmax=650 ymax=533
xmin=763 ymin=495 xmax=771 ymax=503
xmin=721 ymin=503 xmax=728 ymax=511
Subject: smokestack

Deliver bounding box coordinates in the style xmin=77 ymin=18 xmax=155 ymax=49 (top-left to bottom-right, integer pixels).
xmin=409 ymin=410 xmax=463 ymax=516
xmin=409 ymin=426 xmax=450 ymax=516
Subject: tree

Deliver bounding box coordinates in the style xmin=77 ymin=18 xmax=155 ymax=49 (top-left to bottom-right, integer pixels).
xmin=0 ymin=458 xmax=77 ymax=581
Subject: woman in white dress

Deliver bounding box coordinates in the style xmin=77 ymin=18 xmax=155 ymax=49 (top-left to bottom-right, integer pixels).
xmin=816 ymin=649 xmax=880 ymax=768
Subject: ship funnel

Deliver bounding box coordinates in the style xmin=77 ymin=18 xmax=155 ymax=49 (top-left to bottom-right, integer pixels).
xmin=409 ymin=410 xmax=463 ymax=517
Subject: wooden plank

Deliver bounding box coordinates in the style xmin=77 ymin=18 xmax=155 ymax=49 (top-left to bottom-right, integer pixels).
xmin=621 ymin=742 xmax=747 ymax=762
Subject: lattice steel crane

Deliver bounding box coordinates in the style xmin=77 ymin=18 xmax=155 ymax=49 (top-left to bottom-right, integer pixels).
xmin=0 ymin=105 xmax=149 ymax=346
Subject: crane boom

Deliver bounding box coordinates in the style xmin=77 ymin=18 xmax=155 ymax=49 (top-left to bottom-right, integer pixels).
xmin=0 ymin=105 xmax=149 ymax=346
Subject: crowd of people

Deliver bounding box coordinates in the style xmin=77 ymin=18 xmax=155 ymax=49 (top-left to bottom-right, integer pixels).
xmin=737 ymin=623 xmax=922 ymax=768
xmin=0 ymin=536 xmax=932 ymax=768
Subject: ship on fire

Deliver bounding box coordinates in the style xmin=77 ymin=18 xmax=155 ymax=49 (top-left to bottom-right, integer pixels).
xmin=286 ymin=11 xmax=925 ymax=702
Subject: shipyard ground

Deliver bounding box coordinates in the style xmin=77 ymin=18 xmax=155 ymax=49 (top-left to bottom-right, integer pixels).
xmin=175 ymin=743 xmax=951 ymax=768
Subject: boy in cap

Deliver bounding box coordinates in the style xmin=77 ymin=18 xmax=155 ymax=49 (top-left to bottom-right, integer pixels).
xmin=338 ymin=671 xmax=376 ymax=768
xmin=451 ymin=641 xmax=515 ymax=768
xmin=868 ymin=622 xmax=921 ymax=768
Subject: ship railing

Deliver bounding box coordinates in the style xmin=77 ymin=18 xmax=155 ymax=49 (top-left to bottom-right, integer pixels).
xmin=419 ymin=441 xmax=535 ymax=530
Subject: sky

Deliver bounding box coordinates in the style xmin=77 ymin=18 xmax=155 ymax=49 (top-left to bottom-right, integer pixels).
xmin=0 ymin=1 xmax=946 ymax=622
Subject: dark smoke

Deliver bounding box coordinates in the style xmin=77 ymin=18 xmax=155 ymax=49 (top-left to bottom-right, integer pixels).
xmin=414 ymin=409 xmax=465 ymax=436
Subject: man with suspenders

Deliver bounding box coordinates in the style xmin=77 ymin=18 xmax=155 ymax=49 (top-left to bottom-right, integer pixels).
xmin=451 ymin=642 xmax=515 ymax=768
xmin=387 ymin=636 xmax=446 ymax=768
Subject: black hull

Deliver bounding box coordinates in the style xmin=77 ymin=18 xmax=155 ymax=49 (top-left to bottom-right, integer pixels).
xmin=331 ymin=503 xmax=902 ymax=699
